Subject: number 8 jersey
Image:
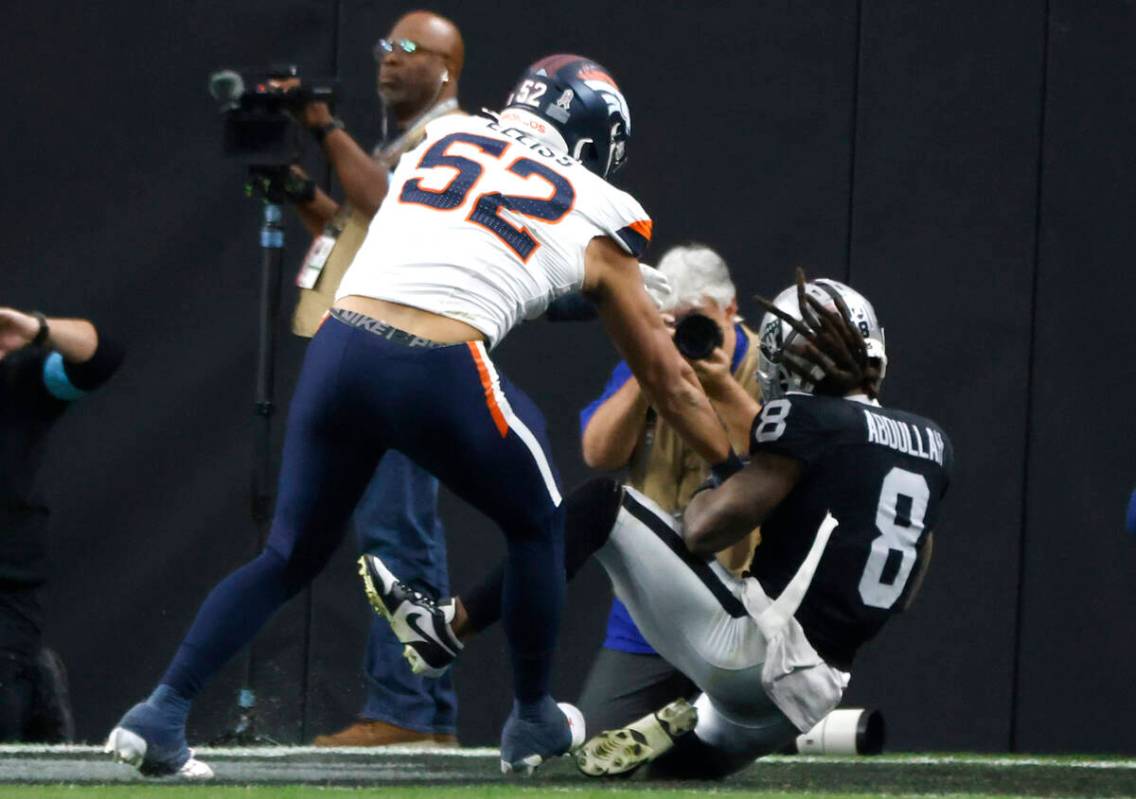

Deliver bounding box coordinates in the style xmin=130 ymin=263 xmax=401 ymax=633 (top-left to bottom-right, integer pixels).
xmin=337 ymin=113 xmax=653 ymax=348
xmin=748 ymin=392 xmax=954 ymax=671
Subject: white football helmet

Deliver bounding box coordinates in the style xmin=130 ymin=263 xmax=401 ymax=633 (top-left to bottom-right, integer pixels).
xmin=757 ymin=278 xmax=887 ymax=400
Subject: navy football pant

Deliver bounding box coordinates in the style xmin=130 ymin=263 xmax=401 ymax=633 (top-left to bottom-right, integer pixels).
xmin=162 ymin=315 xmax=564 ymax=704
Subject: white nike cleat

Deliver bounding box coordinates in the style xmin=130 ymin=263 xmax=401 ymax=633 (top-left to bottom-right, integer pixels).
xmin=575 ymin=697 xmax=697 ymax=777
xmin=500 ymin=753 xmax=542 ymax=776
xmin=359 ymin=554 xmax=463 ymax=678
xmin=500 ymin=701 xmax=585 ymax=776
xmin=104 ymin=727 xmax=214 ymax=780
xmin=175 ymin=751 xmax=215 ymax=780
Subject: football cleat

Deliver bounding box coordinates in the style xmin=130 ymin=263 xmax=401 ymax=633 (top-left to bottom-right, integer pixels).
xmin=358 ymin=554 xmax=462 ymax=678
xmin=104 ymin=702 xmax=214 ymax=780
xmin=575 ymin=697 xmax=697 ymax=777
xmin=500 ymin=699 xmax=584 ymax=776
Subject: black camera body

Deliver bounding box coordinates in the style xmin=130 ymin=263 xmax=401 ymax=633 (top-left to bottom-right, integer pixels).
xmin=209 ymin=65 xmax=336 ymax=167
xmin=673 ymin=313 xmax=724 ymax=360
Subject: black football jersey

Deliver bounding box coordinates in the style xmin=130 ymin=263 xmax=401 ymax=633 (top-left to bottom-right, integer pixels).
xmin=747 ymin=392 xmax=953 ymax=670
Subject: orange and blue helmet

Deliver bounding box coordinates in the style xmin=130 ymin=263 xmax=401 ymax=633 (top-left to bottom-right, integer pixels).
xmin=504 ymin=54 xmax=630 ymax=179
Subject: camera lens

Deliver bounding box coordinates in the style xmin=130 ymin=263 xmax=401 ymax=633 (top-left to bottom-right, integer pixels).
xmin=673 ymin=313 xmax=723 ymax=360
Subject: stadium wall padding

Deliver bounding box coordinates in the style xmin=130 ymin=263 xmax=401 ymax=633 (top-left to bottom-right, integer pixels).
xmin=2 ymin=0 xmax=1133 ymax=752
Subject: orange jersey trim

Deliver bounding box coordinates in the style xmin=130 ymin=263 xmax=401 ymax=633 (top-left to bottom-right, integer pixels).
xmin=628 ymin=219 xmax=653 ymax=243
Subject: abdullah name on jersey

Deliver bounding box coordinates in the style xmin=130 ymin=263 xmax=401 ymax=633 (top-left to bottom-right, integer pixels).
xmin=335 ymin=112 xmax=654 ymax=348
xmin=747 ymin=391 xmax=954 ymax=671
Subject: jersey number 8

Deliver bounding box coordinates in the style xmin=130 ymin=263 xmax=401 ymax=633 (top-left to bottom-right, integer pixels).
xmin=399 ymin=132 xmax=575 ymax=262
xmin=859 ymin=467 xmax=929 ymax=609
xmin=754 ymin=398 xmax=791 ymax=443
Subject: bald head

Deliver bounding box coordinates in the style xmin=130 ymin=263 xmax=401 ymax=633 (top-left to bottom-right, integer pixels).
xmin=392 ymin=11 xmax=464 ymax=79
xmin=378 ymin=10 xmax=464 ymax=124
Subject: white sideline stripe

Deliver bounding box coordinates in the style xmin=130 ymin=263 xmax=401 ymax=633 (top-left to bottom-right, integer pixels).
xmin=475 ymin=341 xmax=562 ymax=506
xmin=768 ymin=755 xmax=1136 ymax=770
xmin=0 ymin=744 xmax=501 ymax=758
xmin=2 ymin=746 xmax=1135 ymax=769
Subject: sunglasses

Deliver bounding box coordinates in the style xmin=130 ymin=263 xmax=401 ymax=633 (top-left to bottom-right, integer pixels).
xmin=373 ymin=38 xmax=440 ymax=60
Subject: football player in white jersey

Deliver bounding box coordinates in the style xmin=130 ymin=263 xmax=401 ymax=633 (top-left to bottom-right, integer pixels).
xmin=106 ymin=54 xmax=742 ymax=779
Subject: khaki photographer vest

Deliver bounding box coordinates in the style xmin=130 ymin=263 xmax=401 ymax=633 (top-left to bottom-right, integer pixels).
xmin=291 ymin=204 xmax=372 ymax=337
xmin=291 ymin=104 xmax=464 ymax=338
xmin=628 ymin=323 xmax=763 ymax=514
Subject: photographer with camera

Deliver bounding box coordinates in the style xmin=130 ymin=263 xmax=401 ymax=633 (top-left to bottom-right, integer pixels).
xmin=577 ymin=243 xmax=762 ymax=733
xmin=277 ymin=10 xmax=465 ymax=748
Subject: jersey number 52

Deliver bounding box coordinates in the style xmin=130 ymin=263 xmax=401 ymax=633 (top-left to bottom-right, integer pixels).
xmin=399 ymin=132 xmax=575 ymax=262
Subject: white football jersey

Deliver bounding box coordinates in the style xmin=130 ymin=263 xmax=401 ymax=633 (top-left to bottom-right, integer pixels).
xmin=336 ymin=113 xmax=653 ymax=347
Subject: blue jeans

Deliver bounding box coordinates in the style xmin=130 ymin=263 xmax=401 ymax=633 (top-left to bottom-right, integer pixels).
xmin=353 ymin=452 xmax=457 ymax=735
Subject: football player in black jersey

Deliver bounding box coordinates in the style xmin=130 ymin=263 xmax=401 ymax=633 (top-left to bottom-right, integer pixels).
xmin=685 ymin=274 xmax=952 ymax=673
xmin=359 ymin=271 xmax=953 ymax=779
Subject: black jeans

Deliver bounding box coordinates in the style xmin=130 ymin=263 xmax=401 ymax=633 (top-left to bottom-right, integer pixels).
xmin=0 ymin=586 xmax=73 ymax=743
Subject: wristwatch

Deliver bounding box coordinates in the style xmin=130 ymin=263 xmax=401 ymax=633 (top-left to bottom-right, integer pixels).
xmin=311 ymin=118 xmax=346 ymax=144
xmin=31 ymin=311 xmax=49 ymax=347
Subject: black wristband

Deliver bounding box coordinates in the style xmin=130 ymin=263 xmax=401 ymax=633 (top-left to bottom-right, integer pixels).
xmin=311 ymin=118 xmax=345 ymax=144
xmin=711 ymin=451 xmax=745 ymax=485
xmin=30 ymin=311 xmax=49 ymax=348
xmin=692 ymin=451 xmax=746 ymax=498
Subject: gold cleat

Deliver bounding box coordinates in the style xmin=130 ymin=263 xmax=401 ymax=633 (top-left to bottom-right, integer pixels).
xmin=574 ymin=697 xmax=698 ymax=777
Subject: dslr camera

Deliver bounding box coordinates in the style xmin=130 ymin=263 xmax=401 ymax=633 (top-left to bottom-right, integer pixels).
xmin=208 ymin=65 xmax=336 ymax=167
xmin=673 ymin=313 xmax=724 ymax=360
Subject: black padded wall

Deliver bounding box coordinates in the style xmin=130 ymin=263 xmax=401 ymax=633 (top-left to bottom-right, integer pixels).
xmin=1014 ymin=0 xmax=1136 ymax=753
xmin=841 ymin=0 xmax=1048 ymax=750
xmin=3 ymin=0 xmax=336 ymax=744
xmin=3 ymin=0 xmax=1134 ymax=752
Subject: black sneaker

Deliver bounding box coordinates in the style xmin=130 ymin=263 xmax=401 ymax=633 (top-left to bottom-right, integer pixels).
xmin=358 ymin=554 xmax=463 ymax=678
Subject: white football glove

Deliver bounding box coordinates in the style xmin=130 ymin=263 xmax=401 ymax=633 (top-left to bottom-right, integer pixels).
xmin=638 ymin=263 xmax=672 ymax=311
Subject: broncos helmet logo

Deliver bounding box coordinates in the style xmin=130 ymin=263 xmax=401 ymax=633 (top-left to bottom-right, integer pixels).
xmin=583 ymin=79 xmax=631 ymax=134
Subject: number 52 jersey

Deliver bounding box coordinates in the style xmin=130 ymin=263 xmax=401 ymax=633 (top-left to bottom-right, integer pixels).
xmin=748 ymin=392 xmax=954 ymax=671
xmin=336 ymin=113 xmax=653 ymax=348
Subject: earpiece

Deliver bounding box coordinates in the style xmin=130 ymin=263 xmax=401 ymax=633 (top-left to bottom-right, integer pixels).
xmin=441 ymin=69 xmax=450 ymax=84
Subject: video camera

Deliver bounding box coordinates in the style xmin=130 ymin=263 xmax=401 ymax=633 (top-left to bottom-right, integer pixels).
xmin=208 ymin=65 xmax=337 ymax=167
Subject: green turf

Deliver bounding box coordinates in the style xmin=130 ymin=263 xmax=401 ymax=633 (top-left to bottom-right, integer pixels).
xmin=3 ymin=748 xmax=1133 ymax=798
xmin=0 ymin=788 xmax=1043 ymax=799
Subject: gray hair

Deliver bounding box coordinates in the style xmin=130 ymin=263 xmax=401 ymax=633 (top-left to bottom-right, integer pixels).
xmin=655 ymin=243 xmax=736 ymax=312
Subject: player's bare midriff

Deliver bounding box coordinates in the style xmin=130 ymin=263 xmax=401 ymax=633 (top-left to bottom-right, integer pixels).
xmin=334 ymin=295 xmax=488 ymax=344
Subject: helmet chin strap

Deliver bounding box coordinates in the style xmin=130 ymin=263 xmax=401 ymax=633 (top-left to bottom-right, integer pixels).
xmin=498 ymin=108 xmax=570 ymax=153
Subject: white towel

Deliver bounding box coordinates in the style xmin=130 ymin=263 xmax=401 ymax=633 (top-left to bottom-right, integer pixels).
xmin=743 ymin=512 xmax=851 ymax=732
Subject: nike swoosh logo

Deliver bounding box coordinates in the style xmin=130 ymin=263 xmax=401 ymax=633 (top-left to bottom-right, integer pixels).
xmin=404 ymin=610 xmax=442 ymax=648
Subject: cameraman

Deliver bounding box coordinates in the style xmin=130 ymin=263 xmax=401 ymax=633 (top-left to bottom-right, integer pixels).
xmin=577 ymin=244 xmax=762 ymax=733
xmin=1 ymin=307 xmax=122 ymax=741
xmin=280 ymin=11 xmax=464 ymax=747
